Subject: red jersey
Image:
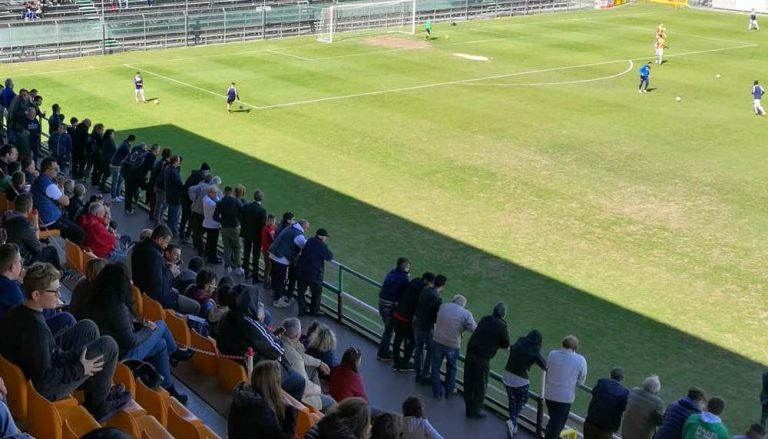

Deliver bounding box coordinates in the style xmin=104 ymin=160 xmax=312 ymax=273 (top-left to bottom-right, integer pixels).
xmin=260 ymin=224 xmax=276 ymax=252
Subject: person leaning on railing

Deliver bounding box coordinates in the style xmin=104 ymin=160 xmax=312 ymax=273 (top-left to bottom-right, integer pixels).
xmin=544 ymin=335 xmax=587 ymax=439
xmin=654 ymin=387 xmax=706 ymax=439
xmin=584 ymin=367 xmax=629 ymax=439
xmin=503 ymin=329 xmax=547 ymax=436
xmin=621 ymin=376 xmax=664 ymax=439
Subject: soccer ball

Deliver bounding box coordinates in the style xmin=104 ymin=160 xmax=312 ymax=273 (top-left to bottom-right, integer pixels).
xmin=676 ymin=97 xmax=682 ymax=102
xmin=715 ymin=74 xmax=721 ymax=79
xmin=155 ymin=100 xmax=159 ymax=105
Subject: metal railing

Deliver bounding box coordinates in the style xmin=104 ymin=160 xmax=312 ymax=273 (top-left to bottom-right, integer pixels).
xmin=315 ymin=258 xmax=593 ymax=437
xmin=1 ymin=0 xmax=588 ymax=62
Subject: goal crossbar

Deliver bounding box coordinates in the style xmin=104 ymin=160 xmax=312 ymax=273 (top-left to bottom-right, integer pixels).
xmin=317 ymin=0 xmax=416 ymax=43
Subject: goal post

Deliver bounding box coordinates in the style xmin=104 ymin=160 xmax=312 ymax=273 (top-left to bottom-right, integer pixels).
xmin=316 ymin=0 xmax=417 ymax=43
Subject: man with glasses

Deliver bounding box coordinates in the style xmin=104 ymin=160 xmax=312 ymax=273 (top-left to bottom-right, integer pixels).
xmin=30 ymin=157 xmax=85 ymax=244
xmin=0 ymin=262 xmax=130 ymax=422
xmin=0 ymin=243 xmax=74 ymax=334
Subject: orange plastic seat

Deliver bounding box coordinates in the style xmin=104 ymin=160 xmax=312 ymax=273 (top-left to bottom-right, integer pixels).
xmin=142 ymin=294 xmax=166 ymax=322
xmin=196 ymin=423 xmax=222 ymax=439
xmin=138 ymin=414 xmax=174 ymax=439
xmin=217 ymin=357 xmax=247 ymax=393
xmin=113 ymin=361 xmax=137 ymax=397
xmin=64 ymin=239 xmax=84 ymax=273
xmin=165 ymin=310 xmax=191 ymax=347
xmin=0 ymin=191 xmax=9 ymax=212
xmin=0 ymin=355 xmax=28 ymax=422
xmin=27 ymin=380 xmax=100 ymax=439
xmin=131 ymin=285 xmax=144 ymax=318
xmin=190 ymin=330 xmax=219 ymax=375
xmin=81 ymin=251 xmax=96 ymax=271
xmin=62 ymin=419 xmax=81 ymax=439
xmin=135 ymin=378 xmax=170 ymax=427
xmin=295 ymin=406 xmax=318 ymax=438
xmin=167 ymin=397 xmax=203 ymax=438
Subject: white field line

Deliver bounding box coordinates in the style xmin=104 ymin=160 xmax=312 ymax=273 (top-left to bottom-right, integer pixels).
xmin=123 ymin=63 xmax=263 ymax=110
xmin=460 ymin=60 xmax=634 ymax=86
xmin=131 ymin=42 xmax=753 ymax=111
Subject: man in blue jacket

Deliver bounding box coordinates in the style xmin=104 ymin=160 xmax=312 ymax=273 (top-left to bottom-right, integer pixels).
xmin=376 ymin=257 xmax=410 ymax=361
xmin=655 ymin=388 xmax=706 ymax=439
xmin=584 ymin=367 xmax=630 ymax=439
xmin=295 ymin=229 xmax=333 ymax=317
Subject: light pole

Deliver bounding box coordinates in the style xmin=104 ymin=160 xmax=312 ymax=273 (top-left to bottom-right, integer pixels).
xmin=101 ymin=0 xmax=105 ymax=54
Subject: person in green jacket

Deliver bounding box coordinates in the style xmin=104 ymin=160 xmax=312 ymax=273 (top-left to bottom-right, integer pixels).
xmin=425 ymin=18 xmax=432 ymax=40
xmin=683 ymin=397 xmax=729 ymax=439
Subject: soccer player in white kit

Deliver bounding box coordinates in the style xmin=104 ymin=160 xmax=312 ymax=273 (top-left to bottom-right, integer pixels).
xmin=749 ymin=9 xmax=759 ymax=30
xmin=134 ymin=72 xmax=146 ymax=103
xmin=752 ymin=80 xmax=765 ymax=116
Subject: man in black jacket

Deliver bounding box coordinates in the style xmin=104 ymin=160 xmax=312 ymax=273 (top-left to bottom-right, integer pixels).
xmin=180 ymin=163 xmax=210 ymax=242
xmin=2 ymin=194 xmax=61 ymax=268
xmin=131 ymin=225 xmax=200 ymax=314
xmin=216 ymin=284 xmax=305 ymax=401
xmin=214 ymin=185 xmax=243 ymax=275
xmin=295 ymin=228 xmax=333 ymax=317
xmin=412 ymin=274 xmax=446 ymax=384
xmin=124 ymin=143 xmax=158 ymax=215
xmin=163 ymin=155 xmax=184 ymax=238
xmin=239 ymin=190 xmax=267 ymax=282
xmin=0 ymin=262 xmax=130 ymax=422
xmin=464 ymin=302 xmax=511 ymax=418
xmin=392 ymin=272 xmax=435 ymax=372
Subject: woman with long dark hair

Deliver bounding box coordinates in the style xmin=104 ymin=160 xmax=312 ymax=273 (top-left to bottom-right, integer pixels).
xmin=303 ymin=397 xmax=371 ymax=439
xmin=81 ymin=263 xmax=190 ymax=403
xmin=228 ymin=360 xmax=297 ymax=439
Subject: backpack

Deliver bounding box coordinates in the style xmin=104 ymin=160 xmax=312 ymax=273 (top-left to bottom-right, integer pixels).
xmin=124 ymin=149 xmax=147 ymax=170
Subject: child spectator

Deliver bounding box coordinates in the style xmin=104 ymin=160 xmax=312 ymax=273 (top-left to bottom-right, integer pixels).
xmin=66 ymin=183 xmax=87 ymax=222
xmin=185 ymin=268 xmax=228 ymax=322
xmin=683 ymin=397 xmax=728 ymax=439
xmin=371 ymin=412 xmax=404 ymax=439
xmin=260 ymin=213 xmax=276 ymax=287
xmin=306 ymin=324 xmax=339 ymax=368
xmin=6 ymin=171 xmax=26 ymax=202
xmin=329 ymin=347 xmax=369 ymax=403
xmin=173 ymin=256 xmax=204 ymax=294
xmin=401 ymin=396 xmax=443 ymax=439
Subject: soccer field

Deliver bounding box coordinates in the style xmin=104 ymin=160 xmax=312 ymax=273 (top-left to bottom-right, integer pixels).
xmin=7 ymin=3 xmax=768 ymax=427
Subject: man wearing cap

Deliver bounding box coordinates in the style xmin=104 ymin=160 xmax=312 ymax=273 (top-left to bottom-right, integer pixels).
xmin=295 ymin=229 xmax=333 ymax=317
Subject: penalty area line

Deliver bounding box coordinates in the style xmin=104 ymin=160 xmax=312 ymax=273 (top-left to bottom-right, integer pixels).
xmin=459 ymin=60 xmax=634 ymax=87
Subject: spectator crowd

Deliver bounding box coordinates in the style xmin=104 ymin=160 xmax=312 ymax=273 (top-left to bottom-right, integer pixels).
xmin=0 ymin=76 xmax=766 ymax=439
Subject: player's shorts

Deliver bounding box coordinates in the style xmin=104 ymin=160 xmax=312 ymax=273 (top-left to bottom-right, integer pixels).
xmin=227 ymin=97 xmax=235 ymax=104
xmin=655 ymin=48 xmax=663 ymax=56
xmin=754 ymin=99 xmax=763 ymax=109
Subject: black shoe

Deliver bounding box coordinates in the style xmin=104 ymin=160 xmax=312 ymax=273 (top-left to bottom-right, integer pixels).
xmin=170 ymin=348 xmax=194 ymax=367
xmin=377 ymin=354 xmax=393 ymax=362
xmin=165 ymin=385 xmax=188 ymax=405
xmin=125 ymin=209 xmax=134 ymax=215
xmin=93 ymin=388 xmax=131 ymax=423
xmin=208 ymin=256 xmax=223 ymax=264
xmin=467 ymin=411 xmax=487 ymax=419
xmin=401 ymin=362 xmax=415 ymax=372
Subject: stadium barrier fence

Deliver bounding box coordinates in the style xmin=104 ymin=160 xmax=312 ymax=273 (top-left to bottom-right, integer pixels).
xmin=1 ymin=0 xmax=587 ymax=62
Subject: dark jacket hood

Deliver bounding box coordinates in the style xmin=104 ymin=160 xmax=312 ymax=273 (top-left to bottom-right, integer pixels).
xmin=230 ymin=284 xmax=261 ymax=319
xmin=317 ymin=415 xmax=358 ymax=439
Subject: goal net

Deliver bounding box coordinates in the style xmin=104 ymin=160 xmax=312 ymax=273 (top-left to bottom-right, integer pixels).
xmin=316 ymin=0 xmax=416 ymax=43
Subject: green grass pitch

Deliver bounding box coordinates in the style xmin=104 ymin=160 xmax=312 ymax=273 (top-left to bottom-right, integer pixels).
xmin=7 ymin=3 xmax=768 ymax=427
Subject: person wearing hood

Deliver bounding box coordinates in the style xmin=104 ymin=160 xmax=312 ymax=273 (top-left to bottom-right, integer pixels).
xmin=303 ymin=397 xmax=371 ymax=439
xmin=503 ymin=329 xmax=547 ymax=436
xmin=215 ymin=284 xmax=306 ymax=401
xmin=584 ymin=367 xmax=629 ymax=439
xmin=622 ymin=376 xmax=665 ymax=439
xmin=2 ymin=193 xmax=61 ymax=268
xmin=683 ymin=397 xmax=728 ymax=439
xmin=228 ymin=360 xmax=297 ymax=439
xmin=654 ymin=388 xmax=706 ymax=439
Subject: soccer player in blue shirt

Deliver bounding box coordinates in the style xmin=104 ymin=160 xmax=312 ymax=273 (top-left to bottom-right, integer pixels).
xmin=134 ymin=72 xmax=146 ymax=103
xmin=749 ymin=9 xmax=759 ymax=31
xmin=752 ymin=80 xmax=765 ymax=116
xmin=638 ymin=62 xmax=651 ymax=93
xmin=226 ymin=82 xmax=239 ymax=113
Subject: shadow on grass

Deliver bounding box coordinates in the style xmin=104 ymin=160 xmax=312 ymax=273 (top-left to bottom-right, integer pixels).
xmin=123 ymin=124 xmax=765 ymax=428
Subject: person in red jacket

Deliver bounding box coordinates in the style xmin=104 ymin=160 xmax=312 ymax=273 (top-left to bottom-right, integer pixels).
xmin=329 ymin=347 xmax=368 ymax=403
xmin=79 ymin=202 xmax=126 ymax=263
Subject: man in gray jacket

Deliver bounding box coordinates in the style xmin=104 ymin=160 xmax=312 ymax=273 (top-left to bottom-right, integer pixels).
xmin=622 ymin=376 xmax=664 ymax=439
xmin=431 ymin=294 xmax=476 ymax=399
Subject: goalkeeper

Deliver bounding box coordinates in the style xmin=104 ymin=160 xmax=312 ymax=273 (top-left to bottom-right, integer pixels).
xmin=425 ymin=18 xmax=432 ymax=40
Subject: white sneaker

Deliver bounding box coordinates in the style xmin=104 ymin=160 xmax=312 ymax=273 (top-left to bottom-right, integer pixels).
xmin=273 ymin=298 xmax=290 ymax=308
xmin=234 ymin=267 xmax=245 ymax=276
xmin=113 ymin=196 xmax=124 ymax=202
xmin=506 ymin=420 xmax=516 ymax=437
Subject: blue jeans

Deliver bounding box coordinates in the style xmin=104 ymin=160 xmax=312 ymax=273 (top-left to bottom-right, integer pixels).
xmin=377 ymin=303 xmax=394 ymax=357
xmin=431 ymin=342 xmax=459 ymax=398
xmin=123 ymin=320 xmax=177 ymax=388
xmin=0 ymin=398 xmax=31 ymax=438
xmin=166 ymin=203 xmax=180 ymax=237
xmin=412 ymin=326 xmax=433 ymax=380
xmin=109 ymin=165 xmax=123 ymax=198
xmin=45 ymin=312 xmax=76 ymax=335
